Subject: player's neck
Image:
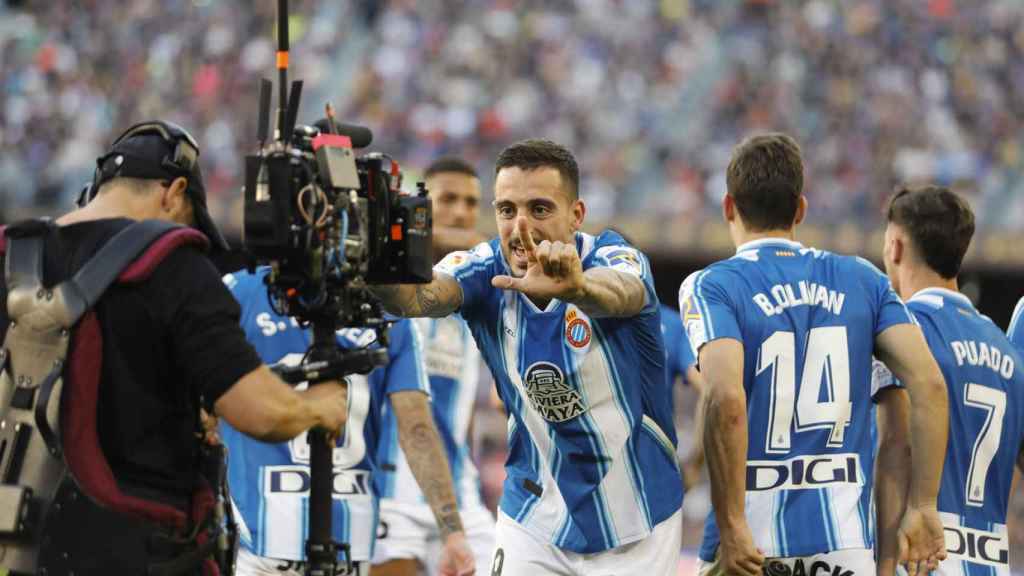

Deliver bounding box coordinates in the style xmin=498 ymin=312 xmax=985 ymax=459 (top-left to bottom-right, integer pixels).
xmin=732 ymin=227 xmax=796 ymax=249
xmin=898 ymin=266 xmax=959 ymax=301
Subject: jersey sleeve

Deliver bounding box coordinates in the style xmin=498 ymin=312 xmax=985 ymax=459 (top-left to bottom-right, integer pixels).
xmin=1008 ymin=297 xmax=1024 ymax=351
xmin=591 ymin=242 xmax=658 ymax=314
xmin=383 ymin=319 xmax=431 ymax=396
xmin=856 ymin=257 xmax=913 ymax=336
xmin=433 ymin=241 xmax=496 ymax=316
xmin=678 ymin=268 xmax=743 ymax=356
xmin=870 ymin=358 xmax=903 ymax=401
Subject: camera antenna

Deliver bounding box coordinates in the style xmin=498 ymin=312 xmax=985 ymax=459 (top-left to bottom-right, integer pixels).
xmin=257 ymin=78 xmax=273 ymax=149
xmin=275 ymin=0 xmax=289 ymax=142
xmin=282 ymin=80 xmax=303 ymax=145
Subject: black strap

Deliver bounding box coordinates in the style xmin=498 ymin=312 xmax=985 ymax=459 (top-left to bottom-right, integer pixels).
xmin=59 ymin=220 xmax=184 ymax=325
xmin=34 ymin=361 xmax=65 ymax=457
xmin=147 ymin=523 xmax=221 ymax=576
xmin=4 ymin=219 xmax=184 ymax=327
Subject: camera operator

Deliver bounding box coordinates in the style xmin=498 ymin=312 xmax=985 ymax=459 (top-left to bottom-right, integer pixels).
xmin=372 ymin=157 xmax=496 ymax=576
xmin=0 ymin=121 xmax=350 ymax=575
xmin=220 ymin=267 xmax=476 ymax=576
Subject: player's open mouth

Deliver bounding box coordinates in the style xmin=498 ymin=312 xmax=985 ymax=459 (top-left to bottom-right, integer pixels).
xmin=509 ymin=241 xmax=528 ymax=262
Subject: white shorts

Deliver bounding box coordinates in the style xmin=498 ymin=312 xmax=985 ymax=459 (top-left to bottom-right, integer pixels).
xmin=372 ymin=499 xmax=496 ymax=572
xmin=236 ymin=546 xmax=369 ymax=576
xmin=696 ymin=547 xmax=874 ymax=576
xmin=490 ymin=507 xmax=682 ymax=576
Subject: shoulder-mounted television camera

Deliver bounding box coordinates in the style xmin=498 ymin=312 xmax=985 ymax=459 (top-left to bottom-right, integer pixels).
xmin=239 ymin=3 xmax=434 ymax=574
xmin=242 ymin=85 xmax=432 ymax=330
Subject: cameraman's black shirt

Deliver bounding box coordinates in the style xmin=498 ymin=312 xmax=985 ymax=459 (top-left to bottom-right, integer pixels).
xmin=0 ymin=218 xmax=262 ymax=508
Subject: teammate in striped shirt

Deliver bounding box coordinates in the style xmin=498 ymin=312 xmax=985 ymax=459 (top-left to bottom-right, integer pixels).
xmin=679 ymin=133 xmax=948 ymax=576
xmin=220 ymin=268 xmax=474 ymax=576
xmin=372 ymin=139 xmax=683 ymax=575
xmin=877 ymin=185 xmax=1024 ymax=576
xmin=373 ymin=157 xmax=496 ymax=575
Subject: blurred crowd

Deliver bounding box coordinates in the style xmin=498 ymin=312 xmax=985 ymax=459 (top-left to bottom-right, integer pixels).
xmin=4 ymin=0 xmax=1024 ymax=234
xmin=3 ymin=0 xmax=1024 ymax=569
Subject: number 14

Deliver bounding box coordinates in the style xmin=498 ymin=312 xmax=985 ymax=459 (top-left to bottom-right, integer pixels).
xmin=759 ymin=327 xmax=852 ymax=454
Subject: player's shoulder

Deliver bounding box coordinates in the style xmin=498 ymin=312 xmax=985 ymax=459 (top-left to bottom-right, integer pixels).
xmin=679 ymin=261 xmax=744 ymax=298
xmin=587 ymin=230 xmax=648 ymax=277
xmin=835 ymin=253 xmax=891 ymax=283
xmin=222 ymin=266 xmax=267 ymax=288
xmin=221 ymin=266 xmax=270 ymax=309
xmin=434 ymin=239 xmax=498 ymax=277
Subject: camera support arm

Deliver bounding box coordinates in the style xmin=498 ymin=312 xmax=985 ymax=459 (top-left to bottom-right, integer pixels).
xmin=270 ymin=317 xmax=389 ymax=576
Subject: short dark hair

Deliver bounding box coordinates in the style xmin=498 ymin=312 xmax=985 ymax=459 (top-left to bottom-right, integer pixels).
xmin=424 ymin=156 xmax=478 ymax=179
xmin=726 ymin=133 xmax=804 ymax=231
xmin=886 ymin=184 xmax=975 ymax=279
xmin=495 ymin=139 xmax=579 ymax=200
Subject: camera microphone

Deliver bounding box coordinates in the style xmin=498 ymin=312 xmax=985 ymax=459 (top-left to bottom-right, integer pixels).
xmin=313 ymin=118 xmax=373 ymax=149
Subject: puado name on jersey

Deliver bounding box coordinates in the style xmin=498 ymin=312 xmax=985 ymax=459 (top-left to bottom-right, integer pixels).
xmin=951 ymin=339 xmax=1015 ymax=379
xmin=753 ymin=281 xmax=846 ymax=318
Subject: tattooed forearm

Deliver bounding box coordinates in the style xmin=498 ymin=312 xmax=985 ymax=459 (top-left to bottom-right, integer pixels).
xmin=570 ymin=268 xmax=647 ymax=318
xmin=369 ymin=273 xmax=462 ymax=318
xmin=394 ymin=392 xmax=464 ymax=538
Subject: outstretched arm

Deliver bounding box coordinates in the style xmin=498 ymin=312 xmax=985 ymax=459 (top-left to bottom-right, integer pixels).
xmin=371 ymin=273 xmax=464 ymax=318
xmin=390 ymin=390 xmax=475 ymax=575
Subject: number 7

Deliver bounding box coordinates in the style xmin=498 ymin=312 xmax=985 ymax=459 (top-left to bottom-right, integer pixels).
xmin=964 ymin=382 xmax=1006 ymax=507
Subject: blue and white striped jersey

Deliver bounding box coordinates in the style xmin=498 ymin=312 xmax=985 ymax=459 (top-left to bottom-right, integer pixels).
xmin=376 ymin=316 xmax=485 ymax=510
xmin=679 ymin=238 xmax=913 ymax=560
xmin=435 ymin=231 xmax=683 ymax=554
xmin=660 ymin=304 xmax=697 ymax=387
xmin=220 ymin=268 xmax=430 ymax=562
xmin=877 ymin=288 xmax=1023 ymax=575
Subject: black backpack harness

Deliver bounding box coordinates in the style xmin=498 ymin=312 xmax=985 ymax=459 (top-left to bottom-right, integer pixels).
xmin=0 ymin=219 xmax=236 ymax=575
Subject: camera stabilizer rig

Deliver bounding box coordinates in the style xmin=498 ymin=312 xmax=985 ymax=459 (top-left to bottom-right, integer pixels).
xmin=242 ymin=2 xmax=433 ymax=574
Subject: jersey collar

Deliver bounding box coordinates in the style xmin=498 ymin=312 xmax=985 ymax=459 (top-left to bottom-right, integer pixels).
xmin=735 ymin=237 xmax=804 ymax=254
xmin=909 ymin=287 xmax=973 ymax=308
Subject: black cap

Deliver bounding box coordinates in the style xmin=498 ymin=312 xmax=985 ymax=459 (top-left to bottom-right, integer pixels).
xmin=96 ymin=123 xmax=231 ymax=252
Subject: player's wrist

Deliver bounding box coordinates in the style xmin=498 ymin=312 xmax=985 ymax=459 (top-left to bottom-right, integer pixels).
xmin=441 ymin=527 xmax=467 ymax=545
xmin=716 ymin=513 xmax=751 ymax=535
xmin=562 ymin=277 xmax=589 ymax=305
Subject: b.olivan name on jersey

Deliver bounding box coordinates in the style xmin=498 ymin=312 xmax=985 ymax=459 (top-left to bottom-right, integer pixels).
xmin=263 ymin=465 xmax=372 ymax=499
xmin=951 ymin=339 xmax=1015 ymax=379
xmin=746 ymin=453 xmax=861 ymax=491
xmin=752 ymin=281 xmax=846 ymax=318
xmin=943 ymin=522 xmax=1009 ymax=567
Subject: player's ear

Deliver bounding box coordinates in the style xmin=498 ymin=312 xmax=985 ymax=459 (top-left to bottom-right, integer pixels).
xmin=571 ymin=198 xmax=586 ymax=232
xmin=723 ymin=193 xmax=736 ymax=223
xmin=793 ymin=196 xmax=807 ymax=227
xmin=892 ymin=236 xmax=904 ymax=265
